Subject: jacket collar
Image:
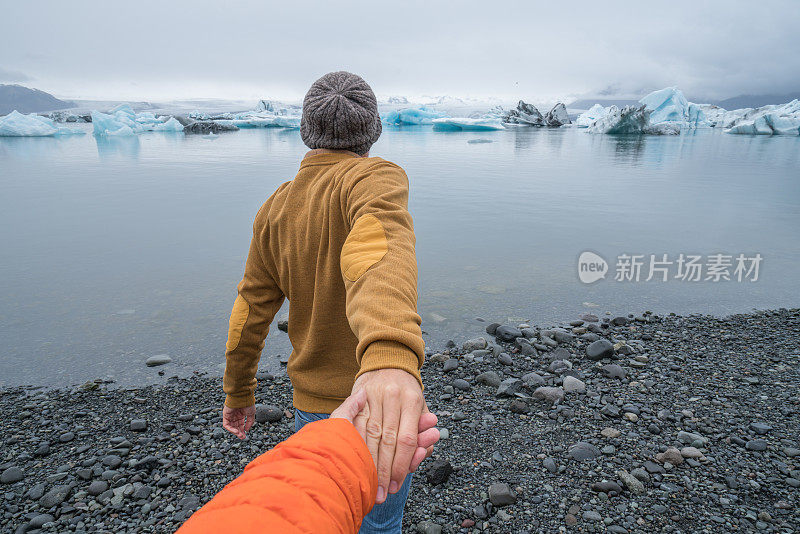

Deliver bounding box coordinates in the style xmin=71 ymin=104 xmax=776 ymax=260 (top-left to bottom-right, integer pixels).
xmin=300 ymin=149 xmax=364 ymax=169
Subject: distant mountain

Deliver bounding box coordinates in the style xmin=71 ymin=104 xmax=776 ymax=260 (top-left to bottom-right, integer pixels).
xmin=0 ymin=84 xmax=75 ymax=115
xmin=713 ymin=92 xmax=800 ymax=110
xmin=567 ymin=98 xmax=640 ymax=110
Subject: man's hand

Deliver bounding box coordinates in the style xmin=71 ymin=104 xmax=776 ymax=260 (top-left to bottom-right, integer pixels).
xmin=351 ymin=368 xmax=432 ymax=504
xmin=222 ymin=404 xmax=255 ymax=440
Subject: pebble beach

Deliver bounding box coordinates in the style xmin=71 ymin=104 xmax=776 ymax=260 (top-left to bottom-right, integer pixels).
xmin=1 ymin=308 xmax=798 ymax=533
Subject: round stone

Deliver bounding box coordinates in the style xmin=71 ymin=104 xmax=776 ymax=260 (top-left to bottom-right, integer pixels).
xmin=255 ymin=404 xmax=284 ymax=424
xmin=87 ymin=480 xmax=109 ymax=496
xmin=145 ymin=354 xmax=172 ymax=367
xmin=569 ymin=442 xmax=601 ymax=461
xmin=1 ymin=466 xmax=24 ymax=484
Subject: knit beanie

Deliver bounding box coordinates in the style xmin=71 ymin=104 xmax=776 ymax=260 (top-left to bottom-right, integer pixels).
xmin=300 ymin=71 xmax=382 ymax=155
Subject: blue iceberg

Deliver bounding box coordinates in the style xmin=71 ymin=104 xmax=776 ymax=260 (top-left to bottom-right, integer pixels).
xmin=575 ymin=104 xmax=609 ymax=127
xmin=92 ymin=104 xmax=184 ymax=136
xmin=639 ymin=87 xmax=708 ymax=128
xmin=724 ymin=100 xmax=800 ymax=135
xmin=0 ymin=110 xmax=85 ymax=137
xmin=432 ymin=117 xmax=504 ymax=131
xmin=586 ymin=105 xmax=679 ymax=135
xmin=383 ymin=107 xmax=446 ymax=125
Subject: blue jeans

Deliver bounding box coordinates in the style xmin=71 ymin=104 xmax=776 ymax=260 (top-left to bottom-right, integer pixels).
xmin=294 ymin=408 xmax=413 ymax=534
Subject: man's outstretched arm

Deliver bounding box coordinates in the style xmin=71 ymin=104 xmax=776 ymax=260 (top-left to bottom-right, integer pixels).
xmin=223 ymin=207 xmax=284 ymax=438
xmin=340 ymin=160 xmax=432 ymax=503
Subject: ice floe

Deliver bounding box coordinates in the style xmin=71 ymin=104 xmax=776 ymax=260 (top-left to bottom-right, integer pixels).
xmin=576 ymin=104 xmax=609 ymax=127
xmin=383 ymin=107 xmax=447 ymax=125
xmin=214 ymin=101 xmax=302 ymax=129
xmin=0 ymin=110 xmax=85 ymax=136
xmin=92 ymin=105 xmax=184 ymax=136
xmin=432 ymin=117 xmax=505 ymax=131
xmin=225 ymin=115 xmax=301 ymax=129
xmin=723 ymin=100 xmax=800 ymax=135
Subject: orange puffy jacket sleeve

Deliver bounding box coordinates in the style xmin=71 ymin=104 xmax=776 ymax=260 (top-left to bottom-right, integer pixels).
xmin=177 ymin=418 xmax=378 ymax=534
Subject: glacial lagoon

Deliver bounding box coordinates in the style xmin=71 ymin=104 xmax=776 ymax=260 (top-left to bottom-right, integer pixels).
xmin=1 ymin=124 xmax=798 ymax=387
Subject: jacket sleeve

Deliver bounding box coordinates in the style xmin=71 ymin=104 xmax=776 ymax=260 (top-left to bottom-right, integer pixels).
xmin=340 ymin=160 xmax=425 ymax=387
xmin=223 ymin=207 xmax=285 ymax=408
xmin=176 ymin=418 xmax=377 ymax=534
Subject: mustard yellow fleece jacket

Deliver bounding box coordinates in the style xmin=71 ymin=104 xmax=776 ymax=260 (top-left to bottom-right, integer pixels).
xmin=223 ymin=150 xmax=425 ymax=413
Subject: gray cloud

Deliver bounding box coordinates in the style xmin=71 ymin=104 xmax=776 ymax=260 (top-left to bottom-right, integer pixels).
xmin=0 ymin=0 xmax=797 ymax=102
xmin=0 ymin=67 xmax=31 ymax=83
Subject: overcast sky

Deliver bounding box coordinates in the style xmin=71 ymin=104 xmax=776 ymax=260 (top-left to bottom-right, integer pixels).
xmin=2 ymin=0 xmax=798 ymax=103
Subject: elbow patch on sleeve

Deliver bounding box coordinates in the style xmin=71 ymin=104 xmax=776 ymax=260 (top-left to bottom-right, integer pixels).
xmin=226 ymin=295 xmax=250 ymax=351
xmin=341 ymin=214 xmax=388 ymax=282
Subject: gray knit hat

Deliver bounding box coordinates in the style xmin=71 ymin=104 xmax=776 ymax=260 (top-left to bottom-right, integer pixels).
xmin=300 ymin=71 xmax=382 ymax=155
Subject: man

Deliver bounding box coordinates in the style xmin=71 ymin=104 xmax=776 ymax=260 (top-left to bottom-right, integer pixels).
xmin=221 ymin=71 xmax=433 ymax=533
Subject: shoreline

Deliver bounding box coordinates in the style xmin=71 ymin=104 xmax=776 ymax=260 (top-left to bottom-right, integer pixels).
xmin=1 ymin=308 xmax=798 ymax=532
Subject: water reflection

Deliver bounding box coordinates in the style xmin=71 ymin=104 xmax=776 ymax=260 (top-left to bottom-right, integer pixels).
xmin=510 ymin=127 xmax=536 ymax=152
xmin=609 ymin=134 xmax=648 ymax=165
xmin=0 ymin=136 xmax=66 ymax=161
xmin=95 ymin=135 xmax=141 ymax=159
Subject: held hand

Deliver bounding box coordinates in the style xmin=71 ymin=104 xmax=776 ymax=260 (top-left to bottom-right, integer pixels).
xmin=410 ymin=409 xmax=439 ymax=472
xmin=351 ymin=368 xmax=432 ymax=504
xmin=222 ymin=404 xmax=256 ymax=440
xmin=330 ymin=389 xmax=368 ymax=422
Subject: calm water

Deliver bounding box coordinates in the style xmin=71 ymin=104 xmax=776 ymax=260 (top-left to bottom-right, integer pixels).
xmin=1 ymin=124 xmax=799 ymax=387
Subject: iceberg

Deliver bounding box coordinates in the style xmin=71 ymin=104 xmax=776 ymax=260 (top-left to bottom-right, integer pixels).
xmin=639 ymin=87 xmax=709 ymax=128
xmin=694 ymin=104 xmax=726 ymax=127
xmin=723 ymin=100 xmax=800 ymax=135
xmin=224 ymin=116 xmax=301 ymax=129
xmin=91 ymin=104 xmax=184 ymax=136
xmin=544 ymin=103 xmax=571 ymax=126
xmin=575 ymin=104 xmax=609 ymax=127
xmin=695 ymin=104 xmax=754 ymax=129
xmin=587 ymin=105 xmax=648 ymax=134
xmin=183 ymin=120 xmax=239 ymax=135
xmin=0 ymin=110 xmax=85 ymax=136
xmin=189 ymin=110 xmax=234 ymax=121
xmin=580 ymin=87 xmax=798 ymax=136
xmin=644 ymin=122 xmax=682 ymax=135
xmin=216 ymin=101 xmax=303 ymax=129
xmin=432 ymin=117 xmax=505 ymax=131
xmin=45 ymin=110 xmax=91 ymax=123
xmin=586 ymin=104 xmax=677 ymax=135
xmin=383 ymin=107 xmax=446 ymax=125
xmin=502 ymin=101 xmax=544 ymax=126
